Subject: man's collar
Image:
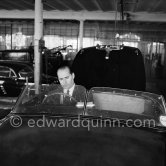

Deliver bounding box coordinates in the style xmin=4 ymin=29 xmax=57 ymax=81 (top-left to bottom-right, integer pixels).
xmin=64 ymin=84 xmax=75 ymax=94
xmin=69 ymin=83 xmax=75 ymax=92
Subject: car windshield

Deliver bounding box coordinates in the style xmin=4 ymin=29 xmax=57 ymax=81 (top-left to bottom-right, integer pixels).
xmin=0 ymin=66 xmax=15 ymax=77
xmin=11 ymin=84 xmax=166 ymax=128
xmin=12 ymin=84 xmax=85 ymax=116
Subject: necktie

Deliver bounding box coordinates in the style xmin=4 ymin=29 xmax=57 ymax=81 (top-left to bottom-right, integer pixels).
xmin=67 ymin=89 xmax=70 ymax=95
xmin=60 ymin=90 xmax=69 ymax=104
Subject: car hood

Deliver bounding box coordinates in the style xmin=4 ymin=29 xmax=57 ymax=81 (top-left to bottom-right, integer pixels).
xmin=0 ymin=115 xmax=165 ymax=166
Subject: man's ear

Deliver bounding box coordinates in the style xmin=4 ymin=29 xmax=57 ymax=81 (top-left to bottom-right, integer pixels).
xmin=72 ymin=73 xmax=75 ymax=79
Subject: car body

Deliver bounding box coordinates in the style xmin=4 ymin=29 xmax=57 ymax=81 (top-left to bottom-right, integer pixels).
xmin=0 ymin=48 xmax=63 ymax=77
xmin=0 ymin=60 xmax=58 ymax=97
xmin=0 ymin=60 xmax=58 ymax=117
xmin=0 ymin=84 xmax=165 ymax=166
xmin=72 ymin=45 xmax=146 ymax=91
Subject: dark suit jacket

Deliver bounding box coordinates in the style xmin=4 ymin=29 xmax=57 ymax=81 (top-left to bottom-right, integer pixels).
xmin=44 ymin=84 xmax=87 ymax=104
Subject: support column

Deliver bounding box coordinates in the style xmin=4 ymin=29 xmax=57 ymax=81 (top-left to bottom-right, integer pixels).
xmin=163 ymin=44 xmax=166 ymax=79
xmin=78 ymin=20 xmax=84 ymax=51
xmin=34 ymin=0 xmax=43 ymax=94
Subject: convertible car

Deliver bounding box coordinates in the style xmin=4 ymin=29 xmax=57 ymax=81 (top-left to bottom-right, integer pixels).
xmin=0 ymin=84 xmax=165 ymax=166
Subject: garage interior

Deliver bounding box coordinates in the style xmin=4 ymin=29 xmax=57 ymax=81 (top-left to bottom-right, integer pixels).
xmin=0 ymin=0 xmax=166 ymax=97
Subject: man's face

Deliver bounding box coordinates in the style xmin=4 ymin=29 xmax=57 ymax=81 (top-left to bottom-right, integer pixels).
xmin=57 ymin=67 xmax=75 ymax=90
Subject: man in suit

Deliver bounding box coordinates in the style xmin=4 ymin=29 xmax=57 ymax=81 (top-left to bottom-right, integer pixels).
xmin=43 ymin=64 xmax=87 ymax=105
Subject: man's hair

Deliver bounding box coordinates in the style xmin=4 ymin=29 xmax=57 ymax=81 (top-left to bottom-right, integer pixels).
xmin=57 ymin=63 xmax=73 ymax=74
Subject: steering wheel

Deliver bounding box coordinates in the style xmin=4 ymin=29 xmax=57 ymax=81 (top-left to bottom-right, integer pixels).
xmin=42 ymin=92 xmax=77 ymax=105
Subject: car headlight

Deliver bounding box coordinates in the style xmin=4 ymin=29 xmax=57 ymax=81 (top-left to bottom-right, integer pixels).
xmin=159 ymin=115 xmax=166 ymax=127
xmin=0 ymin=80 xmax=5 ymax=84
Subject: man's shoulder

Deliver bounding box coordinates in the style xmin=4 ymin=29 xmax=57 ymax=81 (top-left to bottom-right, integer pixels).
xmin=47 ymin=84 xmax=63 ymax=95
xmin=74 ymin=85 xmax=87 ymax=92
xmin=73 ymin=85 xmax=87 ymax=102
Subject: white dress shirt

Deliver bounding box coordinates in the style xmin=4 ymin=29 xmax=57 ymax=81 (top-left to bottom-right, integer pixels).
xmin=63 ymin=84 xmax=75 ymax=96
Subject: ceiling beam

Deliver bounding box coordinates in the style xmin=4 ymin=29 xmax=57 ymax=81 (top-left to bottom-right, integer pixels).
xmin=0 ymin=10 xmax=166 ymax=22
xmin=73 ymin=0 xmax=86 ymax=10
xmin=3 ymin=0 xmax=28 ymax=10
xmin=55 ymin=1 xmax=71 ymax=10
xmin=73 ymin=0 xmax=96 ymax=11
xmin=0 ymin=10 xmax=121 ymax=21
xmin=21 ymin=0 xmax=34 ymax=9
xmin=43 ymin=2 xmax=58 ymax=10
xmin=57 ymin=0 xmax=81 ymax=11
xmin=131 ymin=12 xmax=166 ymax=22
xmin=0 ymin=3 xmax=13 ymax=10
xmin=93 ymin=0 xmax=102 ymax=11
xmin=149 ymin=0 xmax=162 ymax=12
xmin=122 ymin=0 xmax=139 ymax=12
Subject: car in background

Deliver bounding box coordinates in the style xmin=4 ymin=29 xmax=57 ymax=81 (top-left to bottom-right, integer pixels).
xmin=0 ymin=60 xmax=58 ymax=97
xmin=72 ymin=45 xmax=146 ymax=91
xmin=0 ymin=60 xmax=58 ymax=119
xmin=0 ymin=48 xmax=64 ymax=77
